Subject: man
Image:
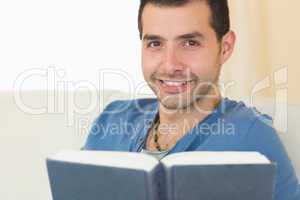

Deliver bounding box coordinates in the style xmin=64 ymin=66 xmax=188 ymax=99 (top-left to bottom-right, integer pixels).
xmin=84 ymin=0 xmax=300 ymax=199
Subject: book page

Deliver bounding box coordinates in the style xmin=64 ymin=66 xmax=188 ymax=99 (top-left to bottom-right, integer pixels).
xmin=161 ymin=151 xmax=270 ymax=167
xmin=47 ymin=150 xmax=159 ymax=172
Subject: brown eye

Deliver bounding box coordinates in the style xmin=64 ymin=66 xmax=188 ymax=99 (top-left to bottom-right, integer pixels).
xmin=184 ymin=40 xmax=200 ymax=47
xmin=148 ymin=41 xmax=161 ymax=48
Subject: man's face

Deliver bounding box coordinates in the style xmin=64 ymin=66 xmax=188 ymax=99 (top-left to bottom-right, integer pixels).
xmin=141 ymin=1 xmax=224 ymax=110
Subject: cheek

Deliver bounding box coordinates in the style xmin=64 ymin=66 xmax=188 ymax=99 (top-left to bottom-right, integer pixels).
xmin=180 ymin=52 xmax=210 ymax=72
xmin=142 ymin=51 xmax=162 ymax=79
xmin=180 ymin=51 xmax=219 ymax=79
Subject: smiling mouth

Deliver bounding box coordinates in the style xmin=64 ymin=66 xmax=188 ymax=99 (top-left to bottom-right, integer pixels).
xmin=157 ymin=79 xmax=194 ymax=94
xmin=159 ymin=80 xmax=190 ymax=86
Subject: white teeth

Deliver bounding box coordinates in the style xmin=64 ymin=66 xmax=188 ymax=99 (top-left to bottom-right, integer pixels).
xmin=163 ymin=80 xmax=187 ymax=86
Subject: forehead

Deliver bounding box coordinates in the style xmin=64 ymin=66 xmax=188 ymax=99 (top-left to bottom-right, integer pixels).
xmin=141 ymin=1 xmax=213 ymax=39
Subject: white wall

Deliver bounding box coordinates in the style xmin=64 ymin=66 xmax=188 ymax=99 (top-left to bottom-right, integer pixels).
xmin=0 ymin=0 xmax=144 ymax=92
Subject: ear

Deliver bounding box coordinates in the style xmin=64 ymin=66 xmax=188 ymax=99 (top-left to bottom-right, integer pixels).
xmin=220 ymin=31 xmax=236 ymax=65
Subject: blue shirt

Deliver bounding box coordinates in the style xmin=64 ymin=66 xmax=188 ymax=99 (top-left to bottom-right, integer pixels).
xmin=84 ymin=97 xmax=300 ymax=200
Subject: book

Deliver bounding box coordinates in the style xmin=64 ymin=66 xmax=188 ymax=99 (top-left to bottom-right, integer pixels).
xmin=46 ymin=150 xmax=276 ymax=200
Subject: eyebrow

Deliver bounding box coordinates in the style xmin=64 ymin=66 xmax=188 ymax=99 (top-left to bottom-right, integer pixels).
xmin=177 ymin=32 xmax=205 ymax=40
xmin=142 ymin=34 xmax=165 ymax=41
xmin=142 ymin=31 xmax=205 ymax=41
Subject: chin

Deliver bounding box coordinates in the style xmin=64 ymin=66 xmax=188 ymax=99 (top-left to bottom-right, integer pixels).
xmin=158 ymin=95 xmax=194 ymax=111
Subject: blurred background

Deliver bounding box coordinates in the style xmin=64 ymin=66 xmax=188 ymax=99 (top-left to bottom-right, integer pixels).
xmin=0 ymin=0 xmax=299 ymax=199
xmin=223 ymin=0 xmax=300 ymax=104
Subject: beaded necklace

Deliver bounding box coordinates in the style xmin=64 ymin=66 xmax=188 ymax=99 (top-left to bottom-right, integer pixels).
xmin=152 ymin=119 xmax=165 ymax=151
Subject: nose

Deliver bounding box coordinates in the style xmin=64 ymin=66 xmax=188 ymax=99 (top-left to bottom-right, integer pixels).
xmin=161 ymin=46 xmax=184 ymax=75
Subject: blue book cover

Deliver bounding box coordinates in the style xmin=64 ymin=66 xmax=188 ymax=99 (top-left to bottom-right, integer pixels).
xmin=46 ymin=151 xmax=276 ymax=200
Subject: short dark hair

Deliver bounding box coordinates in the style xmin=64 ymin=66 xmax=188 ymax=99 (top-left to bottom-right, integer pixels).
xmin=138 ymin=0 xmax=230 ymax=41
